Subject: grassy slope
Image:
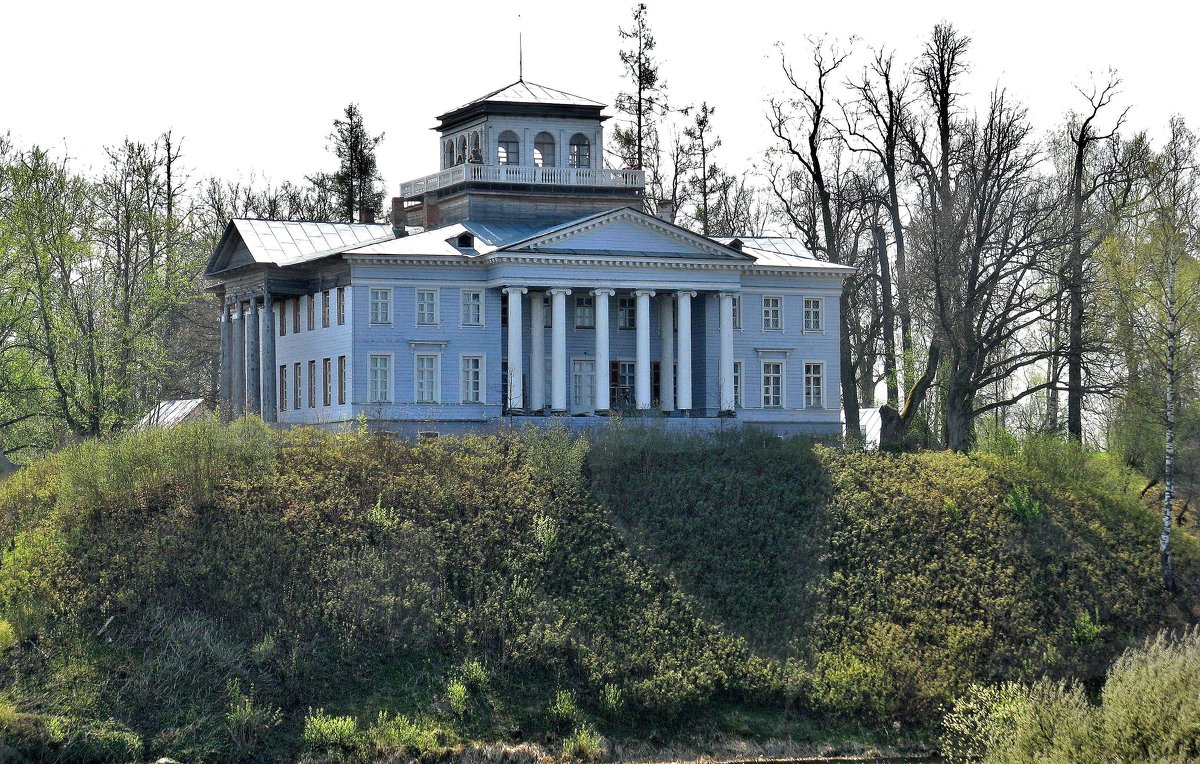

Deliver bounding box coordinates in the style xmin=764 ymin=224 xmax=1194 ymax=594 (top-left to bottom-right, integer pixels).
xmin=0 ymin=420 xmax=1196 ymax=762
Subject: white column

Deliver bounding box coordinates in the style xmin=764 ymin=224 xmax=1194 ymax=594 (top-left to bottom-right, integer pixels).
xmin=719 ymin=291 xmax=737 ymax=414
xmin=634 ymin=289 xmax=656 ymax=410
xmin=231 ymin=302 xmax=245 ymax=417
xmin=676 ymin=291 xmax=694 ymax=412
xmin=245 ymin=297 xmax=261 ymax=415
xmin=550 ymin=287 xmax=571 ymax=414
xmin=504 ymin=287 xmax=527 ymax=412
xmin=593 ymin=289 xmax=614 ymax=413
xmin=530 ymin=291 xmax=546 ymax=413
xmin=219 ymin=301 xmax=232 ymax=419
xmin=659 ymin=294 xmax=675 ymax=413
xmin=260 ymin=291 xmax=277 ymax=423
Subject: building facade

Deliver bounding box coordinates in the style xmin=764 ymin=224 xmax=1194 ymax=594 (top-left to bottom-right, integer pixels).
xmin=205 ymin=81 xmax=853 ymax=436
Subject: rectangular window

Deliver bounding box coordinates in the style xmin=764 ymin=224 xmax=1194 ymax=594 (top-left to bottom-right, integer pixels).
xmin=293 ymin=362 xmax=301 ymax=410
xmin=500 ymin=296 xmax=508 ymax=327
xmin=279 ymin=365 xmax=287 ymax=411
xmin=762 ymin=296 xmax=783 ymax=331
xmin=574 ymin=295 xmax=595 ymax=328
xmin=610 ymin=360 xmax=635 ymax=410
xmin=733 ymin=361 xmax=743 ymax=408
xmin=732 ymin=294 xmax=742 ymax=330
xmin=292 ymin=298 xmax=300 ymax=334
xmin=805 ymin=362 xmax=824 ymax=408
xmin=321 ymin=290 xmax=330 ymax=328
xmin=307 ymin=294 xmax=315 ymax=331
xmin=540 ymin=294 xmax=552 ymax=329
xmin=762 ymin=361 xmax=783 ymax=408
xmin=368 ymin=354 xmax=391 ymax=403
xmin=416 ymin=289 xmax=438 ymax=325
xmin=804 ymin=297 xmax=823 ymax=332
xmin=322 ymin=358 xmax=332 ymax=406
xmin=279 ymin=302 xmax=287 ymax=336
xmin=461 ymin=355 xmax=483 ymax=404
xmin=617 ymin=296 xmax=636 ymax=330
xmin=415 ymin=354 xmax=439 ymax=403
xmin=370 ymin=288 xmax=391 ymax=324
xmin=461 ymin=290 xmax=483 ymax=326
xmin=336 ymin=287 xmax=345 ymax=325
xmin=337 ymin=356 xmax=346 ymax=405
xmin=307 ymin=360 xmax=316 ymax=408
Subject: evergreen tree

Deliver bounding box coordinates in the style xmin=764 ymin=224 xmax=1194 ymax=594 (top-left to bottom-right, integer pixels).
xmin=327 ymin=104 xmax=385 ymax=222
xmin=612 ymin=4 xmax=667 ymax=174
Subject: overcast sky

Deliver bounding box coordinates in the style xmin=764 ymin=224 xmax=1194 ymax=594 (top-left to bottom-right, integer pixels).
xmin=3 ymin=0 xmax=1194 ymax=193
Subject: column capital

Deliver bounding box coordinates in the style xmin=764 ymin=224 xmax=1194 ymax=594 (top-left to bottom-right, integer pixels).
xmin=502 ymin=286 xmax=528 ymax=296
xmin=548 ymin=287 xmax=573 ymax=296
xmin=718 ymin=290 xmax=740 ymax=299
xmin=676 ymin=290 xmax=697 ymax=299
xmin=591 ymin=288 xmax=616 ymax=297
xmin=633 ymin=289 xmax=657 ymax=298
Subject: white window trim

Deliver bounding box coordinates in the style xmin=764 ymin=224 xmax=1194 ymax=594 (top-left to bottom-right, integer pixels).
xmin=369 ymin=287 xmax=393 ymax=326
xmin=459 ymin=353 xmax=487 ymax=405
xmin=573 ymin=294 xmax=596 ymax=329
xmin=413 ymin=351 xmax=442 ymax=404
xmin=804 ymin=359 xmax=826 ymax=410
xmin=368 ymin=352 xmax=394 ymax=404
xmin=617 ymin=296 xmax=637 ymax=330
xmin=415 ymin=288 xmax=441 ymax=327
xmin=803 ymin=296 xmax=825 ymax=333
xmin=460 ymin=289 xmax=485 ymax=328
xmin=732 ymin=294 xmax=743 ymax=331
xmin=762 ymin=295 xmax=784 ymax=332
xmin=761 ymin=359 xmax=786 ymax=409
xmin=733 ymin=359 xmax=744 ymax=409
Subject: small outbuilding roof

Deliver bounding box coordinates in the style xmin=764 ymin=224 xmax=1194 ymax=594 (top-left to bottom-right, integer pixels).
xmin=134 ymin=399 xmax=209 ymax=431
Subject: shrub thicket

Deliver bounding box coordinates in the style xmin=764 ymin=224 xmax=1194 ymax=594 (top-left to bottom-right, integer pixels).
xmin=0 ymin=420 xmax=1195 ymax=761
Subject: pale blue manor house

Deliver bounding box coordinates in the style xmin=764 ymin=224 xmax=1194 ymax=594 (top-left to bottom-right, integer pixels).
xmin=206 ymin=80 xmax=853 ymax=436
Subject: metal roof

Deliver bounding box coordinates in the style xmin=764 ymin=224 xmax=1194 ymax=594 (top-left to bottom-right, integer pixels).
xmin=454 ymin=79 xmax=605 ymax=110
xmin=134 ymin=399 xmax=208 ymax=431
xmin=713 ymin=236 xmax=855 ymax=273
xmin=230 ymin=219 xmax=396 ymax=267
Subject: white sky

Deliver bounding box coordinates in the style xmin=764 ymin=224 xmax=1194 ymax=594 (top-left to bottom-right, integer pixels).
xmin=3 ymin=0 xmax=1195 ymax=193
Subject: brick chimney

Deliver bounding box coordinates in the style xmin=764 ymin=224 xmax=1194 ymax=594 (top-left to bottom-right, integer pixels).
xmin=358 ymin=208 xmax=375 ymax=224
xmin=390 ymin=197 xmax=407 ymax=238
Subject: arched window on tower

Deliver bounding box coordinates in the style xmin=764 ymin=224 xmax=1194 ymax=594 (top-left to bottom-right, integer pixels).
xmin=497 ymin=131 xmax=519 ymax=165
xmin=569 ymin=134 xmax=591 ymax=169
xmin=468 ymin=131 xmax=482 ymax=163
xmin=456 ymin=136 xmax=467 ymax=164
xmin=444 ymin=140 xmax=455 ymax=169
xmin=534 ymin=132 xmax=556 ymax=168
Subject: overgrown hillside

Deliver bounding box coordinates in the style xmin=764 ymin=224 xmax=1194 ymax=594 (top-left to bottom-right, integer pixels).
xmin=0 ymin=421 xmax=1196 ymax=762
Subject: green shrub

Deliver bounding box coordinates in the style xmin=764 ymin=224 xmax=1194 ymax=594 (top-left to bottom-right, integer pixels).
xmin=547 ymin=689 xmax=580 ymax=729
xmin=445 ymin=679 xmax=469 ymax=719
xmin=0 ymin=708 xmax=143 ymax=763
xmin=366 ymin=711 xmax=440 ymax=756
xmin=599 ymin=683 xmax=623 ymax=716
xmin=1003 ymin=483 xmax=1042 ymax=520
xmin=301 ymin=708 xmax=360 ymax=756
xmin=561 ymin=723 xmax=603 ymax=761
xmin=225 ymin=678 xmax=281 ymax=758
xmin=0 ymin=618 xmax=14 ymax=652
xmin=459 ymin=658 xmax=489 ymax=691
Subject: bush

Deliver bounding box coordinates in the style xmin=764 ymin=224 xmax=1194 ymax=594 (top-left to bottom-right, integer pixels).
xmin=301 ymin=709 xmax=360 ymax=757
xmin=561 ymin=723 xmax=603 ymax=761
xmin=0 ymin=618 xmax=14 ymax=652
xmin=445 ymin=679 xmax=469 ymax=719
xmin=225 ymin=678 xmax=282 ymax=758
xmin=366 ymin=712 xmax=440 ymax=757
xmin=0 ymin=708 xmax=143 ymax=763
xmin=547 ymin=689 xmax=581 ymax=729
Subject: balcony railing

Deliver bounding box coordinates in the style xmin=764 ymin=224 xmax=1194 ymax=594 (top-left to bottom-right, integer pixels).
xmin=399 ymin=164 xmax=645 ymax=198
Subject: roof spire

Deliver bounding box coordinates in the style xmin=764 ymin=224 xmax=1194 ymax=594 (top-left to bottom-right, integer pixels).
xmin=518 ymin=14 xmax=523 ymax=81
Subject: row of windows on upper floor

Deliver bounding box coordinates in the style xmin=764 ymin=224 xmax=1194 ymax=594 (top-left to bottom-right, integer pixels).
xmin=365 ymin=288 xmax=826 ymax=333
xmin=443 ymin=130 xmax=592 ymax=168
xmin=276 ymin=287 xmax=346 ymax=337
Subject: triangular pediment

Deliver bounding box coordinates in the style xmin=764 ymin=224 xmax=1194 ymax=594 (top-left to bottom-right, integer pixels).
xmin=498 ymin=208 xmax=752 ymax=261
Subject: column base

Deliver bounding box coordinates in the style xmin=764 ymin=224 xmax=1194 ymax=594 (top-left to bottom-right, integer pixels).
xmin=550 ymin=409 xmax=567 ymax=416
xmin=719 ymin=409 xmax=737 ymax=418
xmin=593 ymin=408 xmax=612 ymax=417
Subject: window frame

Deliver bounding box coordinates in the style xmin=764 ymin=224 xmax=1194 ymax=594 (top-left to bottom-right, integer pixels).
xmin=307 ymin=359 xmax=317 ymax=408
xmin=321 ymin=290 xmax=330 ymax=328
xmin=568 ymin=133 xmax=591 ymax=168
xmin=414 ymin=352 xmax=441 ymax=404
xmin=461 ymin=289 xmax=484 ymax=327
xmin=761 ymin=360 xmax=784 ymax=408
xmin=369 ymin=288 xmax=392 ymax=325
xmin=307 ymin=294 xmax=315 ymax=331
xmin=762 ymin=295 xmax=783 ymax=332
xmin=732 ymin=360 xmax=744 ymax=409
xmin=731 ymin=294 xmax=743 ymax=330
xmin=279 ymin=364 xmax=287 ymax=411
xmin=415 ymin=288 xmax=440 ymax=327
xmin=617 ymin=296 xmax=637 ymax=330
xmin=573 ymin=295 xmax=595 ymax=329
xmin=803 ymin=297 xmax=824 ymax=332
xmin=279 ymin=301 xmax=287 ymax=337
xmin=337 ymin=286 xmax=346 ymax=326
xmin=368 ymin=353 xmax=393 ymax=404
xmin=497 ymin=130 xmax=520 ymax=165
xmin=804 ymin=361 xmax=824 ymax=409
xmin=337 ymin=355 xmax=347 ymax=405
xmin=293 ymin=362 xmax=302 ymax=410
xmin=292 ymin=298 xmax=300 ymax=334
xmin=533 ymin=132 xmax=556 ymax=167
xmin=460 ymin=354 xmax=486 ymax=404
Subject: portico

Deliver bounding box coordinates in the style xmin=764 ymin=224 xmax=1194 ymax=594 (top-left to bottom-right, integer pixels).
xmin=500 ymin=284 xmax=734 ymax=417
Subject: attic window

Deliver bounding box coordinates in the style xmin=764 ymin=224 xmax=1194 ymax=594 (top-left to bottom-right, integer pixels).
xmin=498 ymin=131 xmax=519 ymax=165
xmin=456 ymin=232 xmax=474 ymax=249
xmin=534 ymin=132 xmax=556 ymax=167
xmin=729 ymin=238 xmax=744 ymax=251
